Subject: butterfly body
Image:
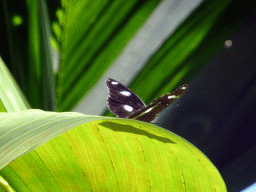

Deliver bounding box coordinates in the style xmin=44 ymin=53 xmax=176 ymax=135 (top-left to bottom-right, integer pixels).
xmin=106 ymin=78 xmax=188 ymax=123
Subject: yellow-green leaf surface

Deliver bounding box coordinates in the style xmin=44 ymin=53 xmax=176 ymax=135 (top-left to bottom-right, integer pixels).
xmin=0 ymin=110 xmax=108 ymax=170
xmin=0 ymin=110 xmax=226 ymax=191
xmin=0 ymin=57 xmax=30 ymax=112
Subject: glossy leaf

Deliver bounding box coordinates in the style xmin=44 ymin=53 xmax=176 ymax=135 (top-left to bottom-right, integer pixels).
xmin=0 ymin=110 xmax=226 ymax=191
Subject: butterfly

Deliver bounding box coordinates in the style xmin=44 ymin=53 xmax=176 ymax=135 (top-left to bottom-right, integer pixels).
xmin=106 ymin=78 xmax=188 ymax=123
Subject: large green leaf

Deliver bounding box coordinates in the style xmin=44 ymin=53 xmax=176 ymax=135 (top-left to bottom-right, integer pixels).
xmin=0 ymin=110 xmax=108 ymax=169
xmin=0 ymin=110 xmax=226 ymax=191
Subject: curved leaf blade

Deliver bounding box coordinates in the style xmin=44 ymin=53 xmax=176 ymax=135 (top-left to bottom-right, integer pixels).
xmin=0 ymin=109 xmax=111 ymax=169
xmin=0 ymin=110 xmax=226 ymax=191
xmin=0 ymin=57 xmax=30 ymax=112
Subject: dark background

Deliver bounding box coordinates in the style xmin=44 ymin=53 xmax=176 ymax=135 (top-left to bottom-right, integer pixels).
xmin=157 ymin=7 xmax=256 ymax=192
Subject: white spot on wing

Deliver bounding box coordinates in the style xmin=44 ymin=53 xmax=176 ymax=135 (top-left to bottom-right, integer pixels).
xmin=144 ymin=108 xmax=152 ymax=113
xmin=123 ymin=105 xmax=133 ymax=112
xmin=168 ymin=95 xmax=176 ymax=99
xmin=111 ymin=81 xmax=118 ymax=85
xmin=120 ymin=91 xmax=131 ymax=96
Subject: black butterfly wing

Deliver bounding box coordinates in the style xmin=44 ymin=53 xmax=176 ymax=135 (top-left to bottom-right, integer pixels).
xmin=128 ymin=84 xmax=189 ymax=122
xmin=106 ymin=78 xmax=146 ymax=118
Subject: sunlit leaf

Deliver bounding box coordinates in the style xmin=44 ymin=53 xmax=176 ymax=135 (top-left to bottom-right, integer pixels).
xmin=0 ymin=110 xmax=226 ymax=191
